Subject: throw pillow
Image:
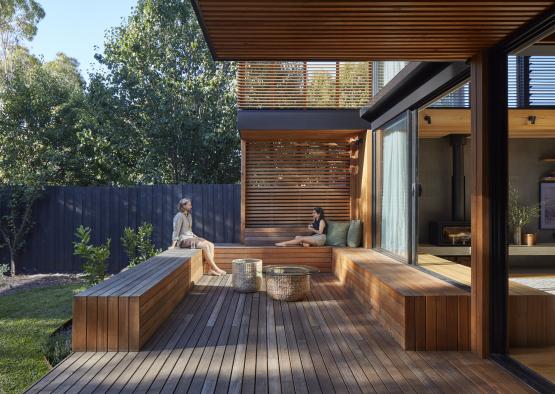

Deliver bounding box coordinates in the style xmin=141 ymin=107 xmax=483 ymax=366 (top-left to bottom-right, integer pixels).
xmin=347 ymin=220 xmax=362 ymax=248
xmin=325 ymin=221 xmax=350 ymax=247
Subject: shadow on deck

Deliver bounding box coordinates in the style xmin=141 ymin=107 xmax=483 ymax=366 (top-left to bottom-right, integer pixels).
xmin=27 ymin=275 xmax=532 ymax=393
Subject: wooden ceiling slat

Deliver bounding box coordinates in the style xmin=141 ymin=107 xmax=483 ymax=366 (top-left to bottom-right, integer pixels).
xmin=195 ymin=1 xmax=555 ymax=60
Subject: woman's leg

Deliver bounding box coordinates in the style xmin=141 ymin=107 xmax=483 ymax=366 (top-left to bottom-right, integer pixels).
xmin=197 ymin=239 xmax=226 ymax=275
xmin=276 ymin=235 xmax=317 ymax=247
xmin=275 ymin=235 xmax=304 ymax=247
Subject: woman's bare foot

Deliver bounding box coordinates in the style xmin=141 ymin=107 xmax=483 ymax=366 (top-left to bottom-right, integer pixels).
xmin=216 ymin=268 xmax=227 ymax=275
xmin=275 ymin=242 xmax=287 ymax=247
xmin=207 ymin=269 xmax=220 ymax=276
xmin=302 ymin=242 xmax=311 ymax=247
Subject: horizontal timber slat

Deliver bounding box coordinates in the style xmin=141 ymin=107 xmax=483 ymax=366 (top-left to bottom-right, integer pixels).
xmin=244 ymin=137 xmax=355 ymax=233
xmin=214 ymin=244 xmax=333 ymax=273
xmin=238 ymin=61 xmax=371 ymax=109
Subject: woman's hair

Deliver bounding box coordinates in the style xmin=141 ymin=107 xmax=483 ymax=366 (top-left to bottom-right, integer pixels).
xmin=313 ymin=207 xmax=325 ymax=221
xmin=177 ymin=198 xmax=191 ymax=212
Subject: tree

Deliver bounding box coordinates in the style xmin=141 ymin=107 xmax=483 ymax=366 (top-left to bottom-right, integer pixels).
xmin=96 ymin=0 xmax=240 ymax=184
xmin=0 ymin=50 xmax=129 ymax=185
xmin=0 ymin=184 xmax=42 ymax=276
xmin=0 ymin=0 xmax=45 ymax=75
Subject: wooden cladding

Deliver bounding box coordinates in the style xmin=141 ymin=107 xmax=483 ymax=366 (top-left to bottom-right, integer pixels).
xmin=72 ymin=250 xmax=203 ymax=352
xmin=195 ymin=1 xmax=555 ymax=61
xmin=419 ymin=108 xmax=555 ymax=138
xmin=238 ymin=61 xmax=371 ymax=109
xmin=245 ymin=139 xmax=355 ymax=228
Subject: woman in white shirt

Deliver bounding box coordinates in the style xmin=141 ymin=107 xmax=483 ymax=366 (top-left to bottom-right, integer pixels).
xmin=170 ymin=198 xmax=226 ymax=276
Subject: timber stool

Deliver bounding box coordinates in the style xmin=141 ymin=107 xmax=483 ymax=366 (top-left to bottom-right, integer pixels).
xmin=232 ymin=258 xmax=262 ymax=293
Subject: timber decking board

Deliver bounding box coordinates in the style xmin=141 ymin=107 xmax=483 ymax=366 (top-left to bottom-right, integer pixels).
xmin=29 ymin=275 xmax=534 ymax=393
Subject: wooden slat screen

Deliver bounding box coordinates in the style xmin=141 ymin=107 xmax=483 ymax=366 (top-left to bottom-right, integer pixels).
xmin=195 ymin=1 xmax=554 ymax=61
xmin=238 ymin=61 xmax=371 ymax=109
xmin=245 ymin=139 xmax=354 ymax=227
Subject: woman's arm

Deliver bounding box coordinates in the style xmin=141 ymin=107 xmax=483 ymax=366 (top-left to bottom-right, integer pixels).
xmin=170 ymin=214 xmax=183 ymax=248
xmin=315 ymin=221 xmax=326 ymax=235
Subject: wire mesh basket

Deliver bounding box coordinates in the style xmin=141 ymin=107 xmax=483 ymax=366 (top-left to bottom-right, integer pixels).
xmin=264 ymin=265 xmax=319 ymax=301
xmin=232 ymin=258 xmax=262 ymax=293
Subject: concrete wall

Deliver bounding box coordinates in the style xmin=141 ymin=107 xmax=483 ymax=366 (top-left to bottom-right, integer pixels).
xmin=419 ymin=138 xmax=555 ymax=244
xmin=418 ymin=137 xmax=470 ymax=243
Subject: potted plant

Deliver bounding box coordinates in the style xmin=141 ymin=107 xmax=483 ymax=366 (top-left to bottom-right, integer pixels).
xmin=508 ymin=185 xmax=540 ymax=245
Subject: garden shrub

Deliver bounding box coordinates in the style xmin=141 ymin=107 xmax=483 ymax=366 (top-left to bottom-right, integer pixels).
xmin=73 ymin=225 xmax=110 ymax=287
xmin=42 ymin=328 xmax=72 ymax=367
xmin=0 ymin=264 xmax=8 ymax=286
xmin=121 ymin=222 xmax=161 ymax=268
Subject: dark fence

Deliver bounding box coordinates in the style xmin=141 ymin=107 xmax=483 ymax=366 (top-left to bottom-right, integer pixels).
xmin=3 ymin=184 xmax=240 ymax=274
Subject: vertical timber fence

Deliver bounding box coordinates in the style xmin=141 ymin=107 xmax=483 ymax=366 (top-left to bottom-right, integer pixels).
xmin=2 ymin=184 xmax=240 ymax=273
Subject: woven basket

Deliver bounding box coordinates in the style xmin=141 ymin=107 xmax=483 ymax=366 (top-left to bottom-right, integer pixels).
xmin=232 ymin=258 xmax=262 ymax=293
xmin=265 ymin=266 xmax=315 ymax=301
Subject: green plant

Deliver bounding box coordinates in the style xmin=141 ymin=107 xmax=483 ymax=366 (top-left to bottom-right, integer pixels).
xmin=73 ymin=225 xmax=110 ymax=287
xmin=0 ymin=263 xmax=8 ymax=285
xmin=41 ymin=329 xmax=72 ymax=367
xmin=121 ymin=222 xmax=161 ymax=268
xmin=508 ymin=185 xmax=540 ymax=229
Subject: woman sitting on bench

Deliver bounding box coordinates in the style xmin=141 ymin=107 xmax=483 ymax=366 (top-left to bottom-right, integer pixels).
xmin=275 ymin=207 xmax=327 ymax=247
xmin=169 ymin=198 xmax=226 ymax=276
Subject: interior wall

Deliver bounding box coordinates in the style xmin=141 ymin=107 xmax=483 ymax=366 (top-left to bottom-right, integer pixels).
xmin=419 ymin=137 xmax=555 ymax=244
xmin=418 ymin=137 xmax=471 ymax=243
xmin=509 ymin=139 xmax=555 ymax=243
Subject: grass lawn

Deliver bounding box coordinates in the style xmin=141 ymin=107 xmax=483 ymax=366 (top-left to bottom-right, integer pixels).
xmin=0 ymin=283 xmax=85 ymax=394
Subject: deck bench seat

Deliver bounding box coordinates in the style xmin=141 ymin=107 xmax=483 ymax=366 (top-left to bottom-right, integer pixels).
xmin=214 ymin=244 xmax=333 ymax=273
xmin=333 ymin=248 xmax=470 ymax=351
xmin=419 ymin=254 xmax=555 ymax=347
xmin=72 ymin=249 xmax=203 ymax=352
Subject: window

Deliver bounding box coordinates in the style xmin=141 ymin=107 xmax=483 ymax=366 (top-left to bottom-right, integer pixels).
xmin=372 ymin=61 xmax=408 ymax=96
xmin=374 ymin=113 xmax=410 ymax=259
xmin=529 ymin=56 xmax=555 ymax=106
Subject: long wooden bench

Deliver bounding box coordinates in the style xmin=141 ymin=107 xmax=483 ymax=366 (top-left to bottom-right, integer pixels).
xmin=214 ymin=244 xmax=332 ymax=273
xmin=72 ymin=249 xmax=203 ymax=352
xmin=419 ymin=253 xmax=555 ymax=348
xmin=333 ymin=248 xmax=471 ymax=351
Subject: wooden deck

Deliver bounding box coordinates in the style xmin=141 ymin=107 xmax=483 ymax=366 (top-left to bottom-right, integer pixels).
xmin=27 ymin=275 xmax=533 ymax=393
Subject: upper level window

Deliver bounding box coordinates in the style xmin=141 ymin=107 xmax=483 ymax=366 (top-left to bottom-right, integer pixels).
xmin=372 ymin=61 xmax=408 ymax=96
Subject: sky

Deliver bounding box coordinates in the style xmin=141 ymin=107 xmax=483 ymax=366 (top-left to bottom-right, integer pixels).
xmin=28 ymin=0 xmax=137 ymax=79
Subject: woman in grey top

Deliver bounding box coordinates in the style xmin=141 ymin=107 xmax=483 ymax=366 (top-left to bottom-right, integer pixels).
xmin=170 ymin=198 xmax=226 ymax=276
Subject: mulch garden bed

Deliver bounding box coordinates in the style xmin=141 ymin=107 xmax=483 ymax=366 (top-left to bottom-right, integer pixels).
xmin=0 ymin=274 xmax=84 ymax=296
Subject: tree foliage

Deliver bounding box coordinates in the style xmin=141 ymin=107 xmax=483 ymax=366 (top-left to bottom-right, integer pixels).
xmin=73 ymin=225 xmax=110 ymax=286
xmin=96 ymin=0 xmax=240 ymax=184
xmin=0 ymin=0 xmax=44 ymax=75
xmin=0 ymin=0 xmax=240 ymax=187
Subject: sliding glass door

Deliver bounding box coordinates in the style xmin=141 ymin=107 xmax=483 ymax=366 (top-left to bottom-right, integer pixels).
xmin=374 ymin=112 xmax=416 ymax=261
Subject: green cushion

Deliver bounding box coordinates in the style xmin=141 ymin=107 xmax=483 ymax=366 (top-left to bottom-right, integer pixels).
xmin=347 ymin=220 xmax=362 ymax=248
xmin=325 ymin=221 xmax=350 ymax=247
